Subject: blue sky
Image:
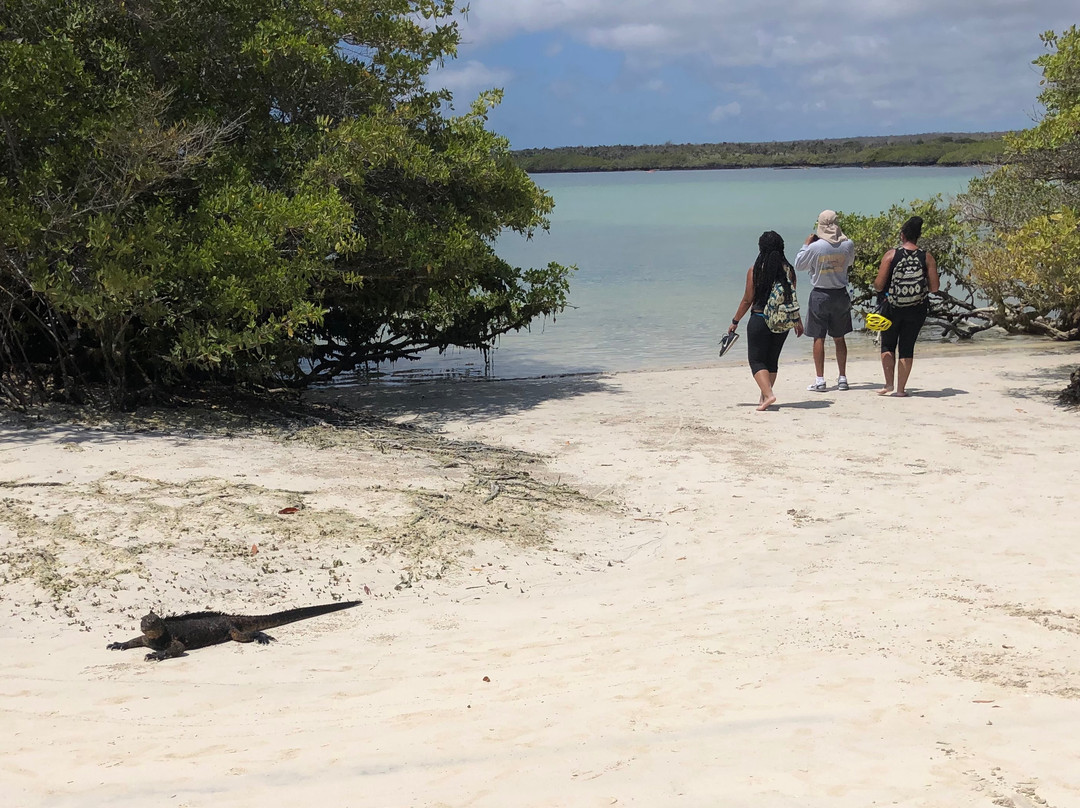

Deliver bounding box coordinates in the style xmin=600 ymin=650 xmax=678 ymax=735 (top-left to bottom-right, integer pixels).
xmin=428 ymin=1 xmax=1079 ymax=148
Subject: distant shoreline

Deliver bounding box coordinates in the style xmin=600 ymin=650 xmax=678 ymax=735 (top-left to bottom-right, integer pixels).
xmin=512 ymin=132 xmax=1006 ymax=174
xmin=522 ymin=162 xmax=996 ymax=174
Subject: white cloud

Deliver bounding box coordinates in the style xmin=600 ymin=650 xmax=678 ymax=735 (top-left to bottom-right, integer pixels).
xmin=722 ymin=81 xmax=766 ymax=100
xmin=428 ymin=60 xmax=513 ymax=102
xmin=460 ymin=0 xmax=1071 ymax=40
xmin=449 ymin=0 xmax=1078 ymax=140
xmin=709 ymin=102 xmax=742 ymax=122
xmin=457 ymin=1 xmax=1074 ymax=74
xmin=585 ymin=23 xmax=674 ymax=51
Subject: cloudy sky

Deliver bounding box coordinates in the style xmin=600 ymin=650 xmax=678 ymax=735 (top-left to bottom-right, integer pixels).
xmin=429 ymin=1 xmax=1078 ymax=148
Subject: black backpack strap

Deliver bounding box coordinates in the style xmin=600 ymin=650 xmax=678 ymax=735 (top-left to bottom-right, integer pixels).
xmin=884 ymin=247 xmax=904 ymax=294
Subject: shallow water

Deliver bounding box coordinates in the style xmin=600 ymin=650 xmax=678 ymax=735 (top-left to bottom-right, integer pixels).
xmin=348 ymin=166 xmax=983 ymax=384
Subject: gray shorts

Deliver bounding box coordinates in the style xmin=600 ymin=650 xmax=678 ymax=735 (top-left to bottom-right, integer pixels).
xmin=805 ymin=288 xmax=853 ymax=339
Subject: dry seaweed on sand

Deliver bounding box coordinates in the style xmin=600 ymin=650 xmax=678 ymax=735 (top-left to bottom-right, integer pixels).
xmin=0 ymin=399 xmax=615 ymax=628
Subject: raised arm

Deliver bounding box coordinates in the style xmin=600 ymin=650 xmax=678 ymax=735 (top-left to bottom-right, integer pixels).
xmin=793 ymin=235 xmax=817 ymax=273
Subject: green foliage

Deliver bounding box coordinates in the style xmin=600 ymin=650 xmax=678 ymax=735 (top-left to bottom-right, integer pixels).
xmin=957 ymin=164 xmax=1074 ymax=232
xmin=0 ymin=0 xmax=572 ymax=405
xmin=839 ymin=198 xmax=988 ymax=338
xmin=970 ymin=208 xmax=1080 ymax=333
xmin=1007 ymin=27 xmax=1080 ymax=183
xmin=513 ymin=135 xmax=1007 ymax=173
xmin=958 ymin=26 xmax=1080 ymax=342
xmin=840 ymin=27 xmax=1080 ymax=357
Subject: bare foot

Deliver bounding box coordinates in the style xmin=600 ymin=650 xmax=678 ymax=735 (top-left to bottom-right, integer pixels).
xmin=756 ymin=395 xmax=776 ymax=411
xmin=877 ymin=386 xmax=893 ymax=396
xmin=892 ymin=390 xmax=909 ymax=397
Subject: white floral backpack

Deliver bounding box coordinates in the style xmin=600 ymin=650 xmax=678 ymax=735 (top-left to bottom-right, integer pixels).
xmin=763 ymin=268 xmax=801 ymax=333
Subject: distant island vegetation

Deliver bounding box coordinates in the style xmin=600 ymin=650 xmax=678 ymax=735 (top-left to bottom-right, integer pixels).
xmin=512 ymin=133 xmax=1007 ymax=172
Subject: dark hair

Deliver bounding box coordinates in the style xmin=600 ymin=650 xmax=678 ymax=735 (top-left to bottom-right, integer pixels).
xmin=900 ymin=216 xmax=923 ymax=242
xmin=752 ymin=230 xmax=793 ymax=308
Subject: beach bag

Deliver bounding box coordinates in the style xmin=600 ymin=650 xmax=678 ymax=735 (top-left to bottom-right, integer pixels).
xmin=763 ymin=272 xmax=801 ymax=334
xmin=886 ymin=247 xmax=928 ymax=307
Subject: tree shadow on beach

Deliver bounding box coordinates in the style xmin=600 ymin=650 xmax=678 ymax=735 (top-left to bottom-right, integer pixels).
xmin=0 ymin=408 xmax=247 ymax=448
xmin=316 ymin=373 xmax=620 ymax=427
xmin=1000 ymin=360 xmax=1078 ymax=406
xmin=0 ymin=373 xmax=621 ymax=447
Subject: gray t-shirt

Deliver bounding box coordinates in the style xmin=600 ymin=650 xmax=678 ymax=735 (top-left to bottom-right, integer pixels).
xmin=794 ymin=239 xmax=855 ymax=290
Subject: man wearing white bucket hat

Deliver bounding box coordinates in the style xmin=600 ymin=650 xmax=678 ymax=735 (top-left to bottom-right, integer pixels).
xmin=794 ymin=210 xmax=856 ymax=392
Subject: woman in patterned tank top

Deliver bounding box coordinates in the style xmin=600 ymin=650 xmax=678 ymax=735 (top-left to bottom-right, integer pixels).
xmin=872 ymin=216 xmax=941 ymax=397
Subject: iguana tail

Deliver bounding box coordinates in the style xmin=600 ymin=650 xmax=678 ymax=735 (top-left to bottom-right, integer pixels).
xmin=237 ymin=600 xmax=362 ymax=633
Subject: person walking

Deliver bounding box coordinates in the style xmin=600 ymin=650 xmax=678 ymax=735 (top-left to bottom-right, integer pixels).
xmin=873 ymin=215 xmax=940 ymax=397
xmin=794 ymin=210 xmax=855 ymax=392
xmin=727 ymin=231 xmax=804 ymax=411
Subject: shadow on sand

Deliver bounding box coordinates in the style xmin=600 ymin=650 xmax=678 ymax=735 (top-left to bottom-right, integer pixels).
xmin=0 ymin=373 xmax=620 ymax=447
xmin=315 ymin=373 xmax=619 ymax=428
xmin=1001 ymin=361 xmax=1077 ymax=405
xmin=907 ymin=387 xmax=969 ymax=398
xmin=736 ymin=399 xmax=832 ymax=411
xmin=0 ymin=412 xmax=232 ymax=449
xmin=776 ymin=399 xmax=833 ymax=410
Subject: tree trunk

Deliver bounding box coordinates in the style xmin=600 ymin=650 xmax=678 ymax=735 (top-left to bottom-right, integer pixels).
xmin=1062 ymin=367 xmax=1080 ymax=406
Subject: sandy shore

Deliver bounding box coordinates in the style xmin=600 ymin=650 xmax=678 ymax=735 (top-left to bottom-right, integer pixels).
xmin=2 ymin=340 xmax=1079 ymax=807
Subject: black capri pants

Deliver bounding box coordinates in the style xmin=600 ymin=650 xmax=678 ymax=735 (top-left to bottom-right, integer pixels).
xmin=747 ymin=314 xmax=790 ymax=374
xmin=880 ymin=303 xmax=928 ymax=359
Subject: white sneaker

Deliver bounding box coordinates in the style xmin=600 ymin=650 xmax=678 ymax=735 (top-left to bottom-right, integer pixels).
xmin=807 ymin=381 xmax=827 ymax=392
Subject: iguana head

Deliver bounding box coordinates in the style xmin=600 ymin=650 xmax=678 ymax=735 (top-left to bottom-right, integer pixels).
xmin=140 ymin=611 xmax=166 ymax=639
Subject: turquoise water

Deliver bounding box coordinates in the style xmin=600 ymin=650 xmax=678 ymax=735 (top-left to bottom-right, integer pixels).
xmin=366 ymin=166 xmax=983 ymax=381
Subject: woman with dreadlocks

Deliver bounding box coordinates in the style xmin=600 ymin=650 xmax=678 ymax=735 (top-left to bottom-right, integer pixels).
xmin=727 ymin=231 xmax=804 ymax=410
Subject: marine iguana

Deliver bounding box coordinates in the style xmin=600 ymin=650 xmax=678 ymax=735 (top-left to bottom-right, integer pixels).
xmin=107 ymin=600 xmax=362 ymax=661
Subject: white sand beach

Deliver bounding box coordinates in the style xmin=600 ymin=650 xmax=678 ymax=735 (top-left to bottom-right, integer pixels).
xmin=2 ymin=340 xmax=1079 ymax=807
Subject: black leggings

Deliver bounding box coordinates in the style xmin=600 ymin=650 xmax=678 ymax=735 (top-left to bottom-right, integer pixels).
xmin=880 ymin=303 xmax=928 ymax=359
xmin=747 ymin=314 xmax=789 ymax=374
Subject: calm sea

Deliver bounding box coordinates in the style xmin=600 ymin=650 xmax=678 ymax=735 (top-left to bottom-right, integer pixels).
xmin=361 ymin=166 xmax=982 ymax=382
